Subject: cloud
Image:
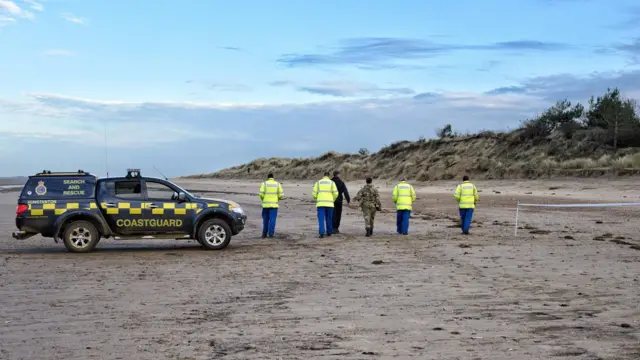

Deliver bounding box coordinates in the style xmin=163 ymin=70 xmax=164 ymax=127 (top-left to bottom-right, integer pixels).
xmin=300 ymin=81 xmax=414 ymax=97
xmin=485 ymin=86 xmax=528 ymax=95
xmin=43 ymin=49 xmax=75 ymax=56
xmin=62 ymin=12 xmax=86 ymax=24
xmin=0 ymin=95 xmax=256 ymax=148
xmin=412 ymin=92 xmax=441 ymax=101
xmin=0 ymin=0 xmax=20 ymax=14
xmin=484 ymin=70 xmax=640 ymax=101
xmin=0 ymin=0 xmax=34 ymax=25
xmin=2 ymin=70 xmax=640 ymax=177
xmin=22 ymin=0 xmax=43 ymax=11
xmin=277 ymin=37 xmax=571 ymax=68
xmin=0 ymin=91 xmax=541 ymax=177
xmin=0 ymin=15 xmax=16 ymax=26
xmin=21 ymin=92 xmax=268 ymax=111
xmin=272 ymin=80 xmax=414 ymax=97
xmin=613 ymin=37 xmax=640 ymax=63
xmin=617 ymin=38 xmax=640 ymax=54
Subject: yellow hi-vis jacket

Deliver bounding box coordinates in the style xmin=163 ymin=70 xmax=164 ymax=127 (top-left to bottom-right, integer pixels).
xmin=259 ymin=178 xmax=284 ymax=208
xmin=392 ymin=180 xmax=416 ymax=210
xmin=454 ymin=180 xmax=478 ymax=209
xmin=312 ymin=176 xmax=338 ymax=207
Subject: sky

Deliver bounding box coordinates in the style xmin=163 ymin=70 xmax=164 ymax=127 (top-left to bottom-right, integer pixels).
xmin=1 ymin=0 xmax=640 ymax=177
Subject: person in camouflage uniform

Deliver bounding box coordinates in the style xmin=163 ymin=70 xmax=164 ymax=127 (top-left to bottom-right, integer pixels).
xmin=353 ymin=177 xmax=382 ymax=237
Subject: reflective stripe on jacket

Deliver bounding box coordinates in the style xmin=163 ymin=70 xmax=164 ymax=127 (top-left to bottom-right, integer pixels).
xmin=454 ymin=181 xmax=478 ymax=209
xmin=392 ymin=181 xmax=416 ymax=210
xmin=312 ymin=176 xmax=338 ymax=207
xmin=259 ymin=178 xmax=283 ymax=208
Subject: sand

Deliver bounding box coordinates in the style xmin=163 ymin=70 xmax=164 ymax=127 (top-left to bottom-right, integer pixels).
xmin=0 ymin=177 xmax=639 ymax=359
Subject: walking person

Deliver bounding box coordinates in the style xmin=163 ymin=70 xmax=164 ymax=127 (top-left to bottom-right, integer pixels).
xmin=353 ymin=177 xmax=382 ymax=237
xmin=331 ymin=170 xmax=350 ymax=234
xmin=454 ymin=175 xmax=478 ymax=235
xmin=312 ymin=171 xmax=339 ymax=238
xmin=392 ymin=176 xmax=416 ymax=235
xmin=258 ymin=173 xmax=284 ymax=238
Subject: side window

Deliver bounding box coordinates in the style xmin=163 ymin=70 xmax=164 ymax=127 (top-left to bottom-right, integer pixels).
xmin=20 ymin=176 xmax=96 ymax=199
xmin=113 ymin=180 xmax=143 ymax=200
xmin=146 ymin=181 xmax=176 ymax=201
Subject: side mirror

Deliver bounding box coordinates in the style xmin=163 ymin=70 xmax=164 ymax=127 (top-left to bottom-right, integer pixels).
xmin=177 ymin=192 xmax=186 ymax=202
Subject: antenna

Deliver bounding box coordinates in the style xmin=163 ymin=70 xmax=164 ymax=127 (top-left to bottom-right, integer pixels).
xmin=104 ymin=118 xmax=109 ymax=177
xmin=153 ymin=166 xmax=168 ymax=180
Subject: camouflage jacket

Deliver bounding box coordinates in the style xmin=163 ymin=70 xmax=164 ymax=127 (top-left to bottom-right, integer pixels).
xmin=354 ymin=184 xmax=382 ymax=210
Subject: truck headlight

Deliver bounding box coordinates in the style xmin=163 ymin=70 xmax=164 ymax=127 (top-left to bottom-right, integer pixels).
xmin=231 ymin=206 xmax=244 ymax=215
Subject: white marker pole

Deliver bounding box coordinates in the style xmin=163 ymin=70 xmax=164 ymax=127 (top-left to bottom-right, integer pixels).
xmin=514 ymin=200 xmax=520 ymax=236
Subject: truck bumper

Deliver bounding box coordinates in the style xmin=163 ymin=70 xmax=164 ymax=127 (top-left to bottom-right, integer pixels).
xmin=232 ymin=214 xmax=247 ymax=235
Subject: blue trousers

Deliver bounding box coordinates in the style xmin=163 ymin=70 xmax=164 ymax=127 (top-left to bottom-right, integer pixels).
xmin=261 ymin=207 xmax=278 ymax=236
xmin=317 ymin=207 xmax=334 ymax=235
xmin=459 ymin=208 xmax=474 ymax=233
xmin=396 ymin=210 xmax=411 ymax=234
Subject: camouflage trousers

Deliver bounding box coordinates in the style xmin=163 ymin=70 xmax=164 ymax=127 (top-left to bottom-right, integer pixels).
xmin=362 ymin=206 xmax=377 ymax=228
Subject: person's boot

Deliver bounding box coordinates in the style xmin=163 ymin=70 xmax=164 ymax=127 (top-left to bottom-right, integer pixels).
xmin=365 ymin=227 xmax=371 ymax=236
xmin=261 ymin=233 xmax=267 ymax=238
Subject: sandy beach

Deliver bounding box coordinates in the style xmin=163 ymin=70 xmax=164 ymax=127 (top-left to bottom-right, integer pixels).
xmin=1 ymin=177 xmax=639 ymax=359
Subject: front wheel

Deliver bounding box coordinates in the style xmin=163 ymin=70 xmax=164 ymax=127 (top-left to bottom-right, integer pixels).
xmin=197 ymin=218 xmax=232 ymax=250
xmin=62 ymin=220 xmax=100 ymax=253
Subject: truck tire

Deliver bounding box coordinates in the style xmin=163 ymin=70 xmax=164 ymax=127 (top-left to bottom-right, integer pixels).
xmin=62 ymin=220 xmax=100 ymax=253
xmin=197 ymin=218 xmax=232 ymax=250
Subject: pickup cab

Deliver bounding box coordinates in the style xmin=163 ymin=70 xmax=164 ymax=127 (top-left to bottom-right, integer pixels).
xmin=12 ymin=169 xmax=247 ymax=253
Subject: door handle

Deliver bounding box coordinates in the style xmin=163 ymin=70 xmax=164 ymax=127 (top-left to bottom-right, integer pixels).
xmin=148 ymin=204 xmax=159 ymax=208
xmin=103 ymin=202 xmax=116 ymax=207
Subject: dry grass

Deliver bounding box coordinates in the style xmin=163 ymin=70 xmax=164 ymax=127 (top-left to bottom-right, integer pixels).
xmin=185 ymin=131 xmax=640 ymax=181
xmin=555 ymin=153 xmax=640 ymax=170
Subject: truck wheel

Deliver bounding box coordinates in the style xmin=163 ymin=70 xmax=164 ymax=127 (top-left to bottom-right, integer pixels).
xmin=197 ymin=218 xmax=231 ymax=250
xmin=62 ymin=220 xmax=99 ymax=253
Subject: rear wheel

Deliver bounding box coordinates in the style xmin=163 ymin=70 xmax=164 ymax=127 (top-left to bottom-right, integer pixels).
xmin=62 ymin=220 xmax=100 ymax=253
xmin=197 ymin=218 xmax=232 ymax=250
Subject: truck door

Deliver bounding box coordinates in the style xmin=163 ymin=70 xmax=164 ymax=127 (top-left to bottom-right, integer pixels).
xmin=97 ymin=178 xmax=146 ymax=235
xmin=141 ymin=179 xmax=192 ymax=234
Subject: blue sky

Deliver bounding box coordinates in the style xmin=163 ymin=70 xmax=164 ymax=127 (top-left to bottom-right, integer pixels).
xmin=1 ymin=0 xmax=640 ymax=177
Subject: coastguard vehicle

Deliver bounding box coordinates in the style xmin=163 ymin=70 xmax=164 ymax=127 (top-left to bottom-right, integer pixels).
xmin=12 ymin=169 xmax=247 ymax=253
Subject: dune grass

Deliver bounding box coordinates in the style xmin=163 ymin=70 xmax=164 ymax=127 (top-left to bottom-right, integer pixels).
xmin=184 ymin=129 xmax=640 ymax=181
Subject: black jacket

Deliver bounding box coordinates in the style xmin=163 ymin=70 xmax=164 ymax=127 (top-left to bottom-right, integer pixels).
xmin=331 ymin=176 xmax=350 ymax=203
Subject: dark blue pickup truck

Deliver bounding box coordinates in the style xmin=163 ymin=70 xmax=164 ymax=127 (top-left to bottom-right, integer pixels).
xmin=12 ymin=169 xmax=247 ymax=253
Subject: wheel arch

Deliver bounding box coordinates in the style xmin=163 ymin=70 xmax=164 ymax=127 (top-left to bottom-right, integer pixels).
xmin=55 ymin=211 xmax=110 ymax=240
xmin=192 ymin=209 xmax=234 ymax=237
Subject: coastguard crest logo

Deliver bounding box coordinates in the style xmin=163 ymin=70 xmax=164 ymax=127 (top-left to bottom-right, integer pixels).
xmin=35 ymin=181 xmax=47 ymax=196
